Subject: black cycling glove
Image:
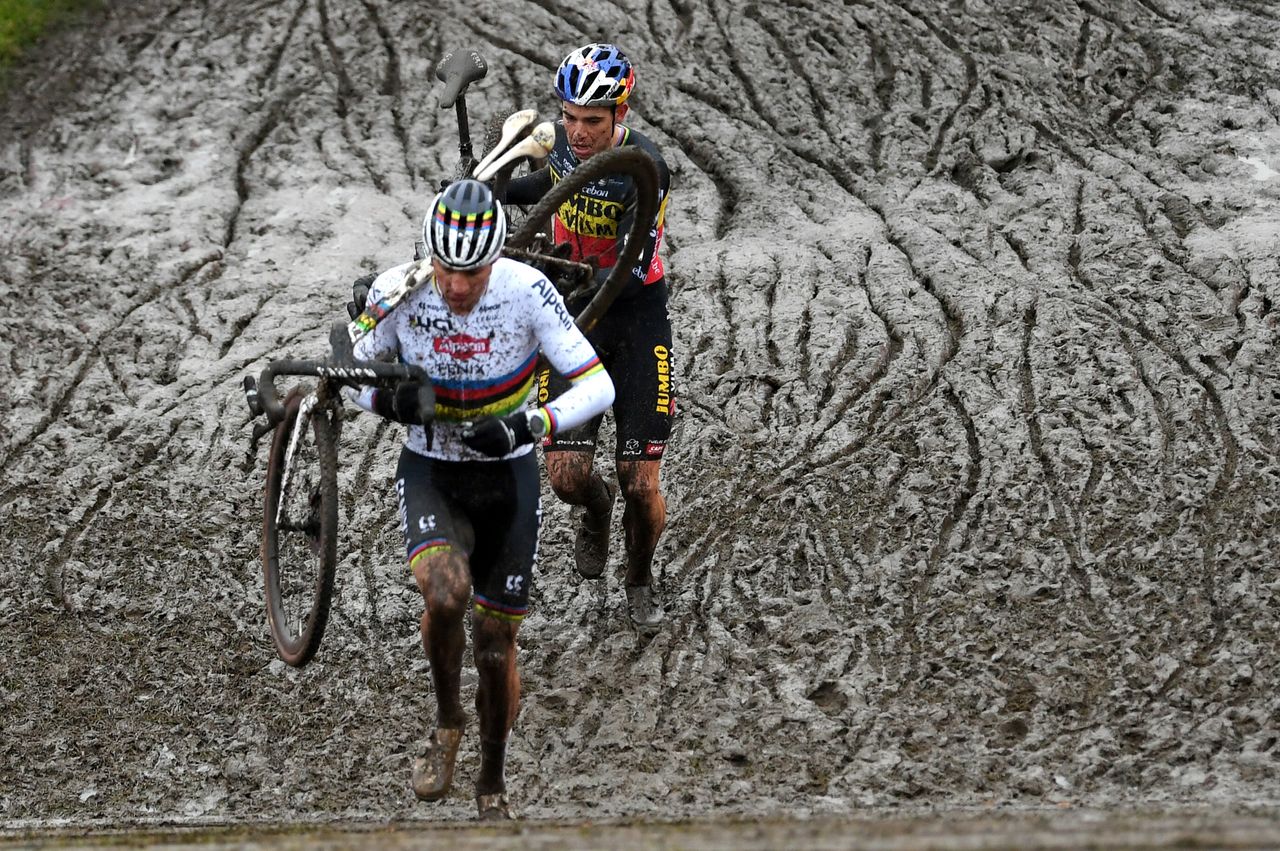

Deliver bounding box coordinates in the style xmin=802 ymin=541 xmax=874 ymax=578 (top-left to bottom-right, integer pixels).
xmin=461 ymin=411 xmax=538 ymax=457
xmin=347 ymin=273 xmax=377 ymax=320
xmin=373 ymin=380 xmax=433 ymax=426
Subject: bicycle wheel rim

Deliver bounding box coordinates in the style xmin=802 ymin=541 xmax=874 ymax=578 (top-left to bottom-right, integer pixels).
xmin=260 ymin=391 xmax=339 ymax=667
xmin=507 ymin=146 xmax=660 ymax=332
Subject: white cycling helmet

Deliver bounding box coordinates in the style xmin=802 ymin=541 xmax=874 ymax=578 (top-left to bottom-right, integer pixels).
xmin=554 ymin=43 xmax=635 ymax=108
xmin=423 ymin=179 xmax=507 ymax=270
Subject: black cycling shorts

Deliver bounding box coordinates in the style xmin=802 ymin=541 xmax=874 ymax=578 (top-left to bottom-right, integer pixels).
xmin=537 ymin=279 xmax=675 ymax=461
xmin=394 ymin=447 xmax=541 ymax=622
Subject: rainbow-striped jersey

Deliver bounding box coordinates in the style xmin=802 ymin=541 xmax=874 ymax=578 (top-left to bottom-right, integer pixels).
xmin=348 ymin=258 xmax=612 ymax=461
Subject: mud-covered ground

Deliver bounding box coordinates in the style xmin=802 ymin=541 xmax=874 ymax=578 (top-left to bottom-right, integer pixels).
xmin=2 ymin=0 xmax=1279 ymax=837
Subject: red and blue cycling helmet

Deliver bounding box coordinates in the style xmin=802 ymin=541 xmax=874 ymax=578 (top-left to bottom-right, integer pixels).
xmin=554 ymin=43 xmax=635 ymax=108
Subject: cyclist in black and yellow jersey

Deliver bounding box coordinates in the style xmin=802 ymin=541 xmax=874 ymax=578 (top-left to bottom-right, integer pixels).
xmin=504 ymin=43 xmax=674 ymax=629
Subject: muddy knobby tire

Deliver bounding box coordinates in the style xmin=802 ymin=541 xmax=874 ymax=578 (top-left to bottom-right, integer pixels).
xmin=261 ymin=389 xmax=339 ymax=668
xmin=507 ymin=146 xmax=661 ymax=333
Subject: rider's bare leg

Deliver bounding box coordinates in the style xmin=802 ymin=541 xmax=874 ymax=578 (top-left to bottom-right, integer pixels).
xmin=472 ymin=612 xmax=521 ymax=796
xmin=617 ymin=459 xmax=666 ymax=587
xmin=414 ymin=551 xmax=470 ymax=728
xmin=548 ymin=449 xmax=616 ymax=579
xmin=546 ymin=450 xmax=610 ymax=514
xmin=410 ymin=550 xmax=471 ymax=801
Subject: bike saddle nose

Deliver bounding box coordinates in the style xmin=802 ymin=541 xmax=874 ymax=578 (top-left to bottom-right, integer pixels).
xmin=436 ymin=49 xmax=488 ymax=108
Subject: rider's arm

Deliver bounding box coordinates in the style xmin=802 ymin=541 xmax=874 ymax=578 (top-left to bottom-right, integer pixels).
xmin=528 ymin=278 xmax=614 ymax=433
xmin=502 ymin=166 xmax=554 ymax=206
xmin=342 ymin=266 xmax=407 ymax=416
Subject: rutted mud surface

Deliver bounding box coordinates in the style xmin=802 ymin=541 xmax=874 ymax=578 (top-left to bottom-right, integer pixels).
xmin=2 ymin=0 xmax=1279 ymax=829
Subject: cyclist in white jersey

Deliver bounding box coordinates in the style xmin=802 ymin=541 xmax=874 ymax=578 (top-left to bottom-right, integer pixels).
xmin=345 ymin=180 xmax=613 ymax=820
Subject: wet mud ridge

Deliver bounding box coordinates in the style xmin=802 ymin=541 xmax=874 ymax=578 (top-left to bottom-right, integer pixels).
xmin=2 ymin=0 xmax=1278 ymax=826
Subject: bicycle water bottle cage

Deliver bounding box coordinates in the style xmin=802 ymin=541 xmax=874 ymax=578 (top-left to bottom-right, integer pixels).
xmin=436 ymin=49 xmax=487 ymax=108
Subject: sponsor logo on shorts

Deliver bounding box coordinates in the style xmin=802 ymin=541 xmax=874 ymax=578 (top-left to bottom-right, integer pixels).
xmin=645 ymin=441 xmax=666 ymax=458
xmin=395 ymin=478 xmax=408 ymax=536
xmin=654 ymin=344 xmax=672 ymax=414
xmin=434 ymin=334 xmax=490 ymax=359
xmin=537 ymin=368 xmax=551 ymax=404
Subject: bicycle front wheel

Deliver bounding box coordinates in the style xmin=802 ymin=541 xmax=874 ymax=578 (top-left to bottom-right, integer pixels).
xmin=261 ymin=389 xmax=339 ymax=667
xmin=507 ymin=146 xmax=660 ymax=333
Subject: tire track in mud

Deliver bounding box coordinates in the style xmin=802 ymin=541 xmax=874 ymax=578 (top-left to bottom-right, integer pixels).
xmin=1025 ymin=117 xmax=1225 ymax=306
xmin=315 ymin=0 xmax=391 ymax=195
xmin=1018 ymin=298 xmax=1095 ymax=598
xmin=644 ymin=105 xmax=738 ymax=239
xmin=761 ymin=202 xmax=963 ymax=492
xmin=43 ymin=483 xmax=115 ymax=615
xmin=852 ymin=15 xmax=896 ymax=173
xmin=343 ymin=418 xmax=396 ymax=629
xmin=0 ymin=249 xmax=223 ymax=485
xmin=258 ymin=0 xmax=309 ymax=91
xmin=903 ymin=3 xmax=979 ymax=175
xmin=799 ymin=245 xmax=902 ymax=463
xmin=227 ymin=93 xmax=295 ymax=247
xmin=357 ymin=0 xmax=416 ymax=189
xmin=748 ymin=8 xmax=842 ymax=152
xmin=898 ymin=381 xmax=981 ymax=677
xmin=871 ymin=207 xmax=963 ymax=399
xmin=703 ymin=0 xmax=864 ymax=194
xmin=1092 ymin=304 xmax=1239 ymax=672
xmin=1053 ymin=156 xmax=1242 ymax=694
xmin=651 ymin=0 xmax=694 ymax=56
xmin=456 ymin=14 xmax=556 ymax=74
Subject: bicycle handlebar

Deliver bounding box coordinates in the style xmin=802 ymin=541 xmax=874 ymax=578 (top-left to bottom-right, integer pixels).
xmin=249 ymin=358 xmax=430 ymax=425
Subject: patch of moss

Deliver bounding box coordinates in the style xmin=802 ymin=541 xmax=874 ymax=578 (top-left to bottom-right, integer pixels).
xmin=0 ymin=0 xmax=101 ymax=67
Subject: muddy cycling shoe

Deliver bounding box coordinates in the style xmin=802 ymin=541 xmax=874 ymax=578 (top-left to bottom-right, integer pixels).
xmin=411 ymin=727 xmax=464 ymax=801
xmin=476 ymin=791 xmax=513 ymax=821
xmin=626 ymin=584 xmax=665 ymax=629
xmin=574 ymin=481 xmax=617 ymax=580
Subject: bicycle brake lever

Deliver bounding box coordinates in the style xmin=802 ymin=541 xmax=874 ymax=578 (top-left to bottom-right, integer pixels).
xmin=243 ymin=375 xmax=264 ymax=418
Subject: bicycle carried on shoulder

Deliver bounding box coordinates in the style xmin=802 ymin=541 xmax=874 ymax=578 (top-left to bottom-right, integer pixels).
xmin=244 ymin=47 xmax=662 ymax=667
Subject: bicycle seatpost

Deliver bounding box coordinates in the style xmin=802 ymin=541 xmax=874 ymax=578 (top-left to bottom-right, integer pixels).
xmin=435 ymin=49 xmax=488 ymax=171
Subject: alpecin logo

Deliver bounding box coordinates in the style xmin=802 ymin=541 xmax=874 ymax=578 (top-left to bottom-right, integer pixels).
xmin=434 ymin=334 xmax=491 ymax=359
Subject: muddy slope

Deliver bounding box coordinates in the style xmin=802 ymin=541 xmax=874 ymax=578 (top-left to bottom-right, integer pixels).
xmin=2 ymin=0 xmax=1278 ymax=824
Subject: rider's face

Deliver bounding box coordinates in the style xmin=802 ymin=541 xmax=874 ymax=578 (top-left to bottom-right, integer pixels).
xmin=432 ymin=259 xmax=492 ymax=315
xmin=561 ymin=102 xmax=628 ymax=160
